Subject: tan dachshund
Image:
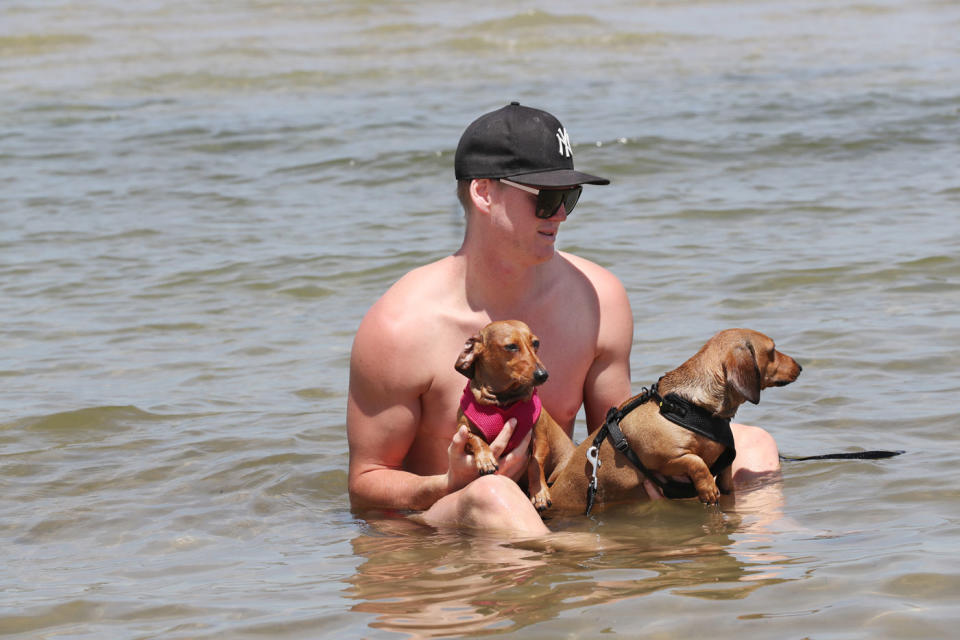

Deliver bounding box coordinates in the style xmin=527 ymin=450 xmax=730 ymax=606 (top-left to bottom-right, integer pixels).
xmin=545 ymin=329 xmax=802 ymax=513
xmin=455 ymin=320 xmax=572 ymax=512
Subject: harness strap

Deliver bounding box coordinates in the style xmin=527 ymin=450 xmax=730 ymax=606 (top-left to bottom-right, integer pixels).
xmin=585 ymin=386 xmax=659 ymax=515
xmin=659 ymin=392 xmax=736 ymax=479
xmin=605 ymin=408 xmax=646 ymax=470
xmin=659 ymin=393 xmax=734 ymax=450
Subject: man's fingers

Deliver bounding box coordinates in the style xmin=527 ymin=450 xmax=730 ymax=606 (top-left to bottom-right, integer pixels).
xmin=449 ymin=425 xmax=469 ymax=455
xmin=489 ymin=418 xmax=516 ymax=457
xmin=502 ymin=426 xmax=532 ymax=462
xmin=642 ymin=477 xmax=664 ymax=500
xmin=446 ymin=425 xmax=480 ymax=493
xmin=497 ymin=423 xmax=531 ymax=481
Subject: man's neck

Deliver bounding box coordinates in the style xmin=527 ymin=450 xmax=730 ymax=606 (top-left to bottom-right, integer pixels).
xmin=456 ymin=244 xmax=558 ymax=316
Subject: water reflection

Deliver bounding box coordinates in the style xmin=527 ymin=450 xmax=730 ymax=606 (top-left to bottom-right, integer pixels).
xmin=345 ymin=486 xmax=795 ymax=638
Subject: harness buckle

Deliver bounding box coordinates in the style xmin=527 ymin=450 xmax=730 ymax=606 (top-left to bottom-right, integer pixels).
xmin=660 ymin=398 xmax=686 ymax=417
xmin=612 ymin=438 xmax=631 ymax=454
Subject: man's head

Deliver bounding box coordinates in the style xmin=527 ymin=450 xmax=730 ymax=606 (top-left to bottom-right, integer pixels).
xmin=455 ymin=102 xmax=609 ymax=189
xmin=453 ymin=103 xmax=609 ymax=260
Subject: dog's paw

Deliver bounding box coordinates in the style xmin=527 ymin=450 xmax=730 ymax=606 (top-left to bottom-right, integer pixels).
xmin=530 ymin=490 xmax=552 ymax=513
xmin=475 ymin=454 xmax=499 ymax=476
xmin=697 ymin=486 xmax=721 ymax=505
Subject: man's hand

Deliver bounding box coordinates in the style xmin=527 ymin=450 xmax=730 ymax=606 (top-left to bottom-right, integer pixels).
xmin=446 ymin=419 xmax=531 ymax=494
xmin=490 ymin=419 xmax=532 ymax=482
xmin=445 ymin=425 xmax=479 ymax=493
xmin=642 ymin=477 xmax=664 ymax=500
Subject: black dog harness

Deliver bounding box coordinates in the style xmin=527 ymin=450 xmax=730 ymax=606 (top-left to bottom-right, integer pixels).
xmin=584 ymin=383 xmax=737 ymax=515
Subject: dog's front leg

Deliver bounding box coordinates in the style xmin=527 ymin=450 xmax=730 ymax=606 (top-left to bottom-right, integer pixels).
xmin=527 ymin=417 xmax=554 ymax=512
xmin=464 ymin=431 xmax=499 ymax=475
xmin=662 ymin=454 xmax=720 ymax=504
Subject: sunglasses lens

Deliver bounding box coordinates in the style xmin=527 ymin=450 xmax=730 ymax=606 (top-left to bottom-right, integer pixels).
xmin=535 ymin=186 xmax=582 ymax=219
xmin=564 ymin=187 xmax=581 ymax=216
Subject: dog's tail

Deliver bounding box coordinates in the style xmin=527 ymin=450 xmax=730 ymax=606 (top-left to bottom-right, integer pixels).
xmin=780 ymin=450 xmax=904 ymax=461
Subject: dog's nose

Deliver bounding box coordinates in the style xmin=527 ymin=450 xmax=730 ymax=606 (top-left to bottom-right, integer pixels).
xmin=534 ymin=367 xmax=549 ymax=385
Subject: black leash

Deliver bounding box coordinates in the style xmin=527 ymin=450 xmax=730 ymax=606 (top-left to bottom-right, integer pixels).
xmin=780 ymin=450 xmax=904 ymax=461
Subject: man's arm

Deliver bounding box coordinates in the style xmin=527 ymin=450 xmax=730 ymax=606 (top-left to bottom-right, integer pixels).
xmin=579 ymin=264 xmax=634 ymax=433
xmin=576 ymin=263 xmax=669 ymax=499
xmin=346 ymin=305 xmax=449 ymax=512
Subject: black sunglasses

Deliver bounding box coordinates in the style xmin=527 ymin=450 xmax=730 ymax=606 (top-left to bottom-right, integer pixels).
xmin=499 ymin=179 xmax=582 ymax=219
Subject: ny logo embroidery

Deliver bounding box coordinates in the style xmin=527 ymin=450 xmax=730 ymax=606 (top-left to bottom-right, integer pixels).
xmin=556 ymin=127 xmax=572 ymax=158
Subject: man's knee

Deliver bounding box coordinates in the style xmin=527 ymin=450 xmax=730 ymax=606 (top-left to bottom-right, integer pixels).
xmin=460 ymin=474 xmax=529 ymax=514
xmin=732 ymin=423 xmax=780 ymax=477
xmin=443 ymin=475 xmax=548 ymax=535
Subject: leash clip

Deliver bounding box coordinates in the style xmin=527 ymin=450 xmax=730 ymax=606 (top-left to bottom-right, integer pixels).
xmin=586 ymin=445 xmax=601 ymax=482
xmin=585 ymin=445 xmax=601 ymax=516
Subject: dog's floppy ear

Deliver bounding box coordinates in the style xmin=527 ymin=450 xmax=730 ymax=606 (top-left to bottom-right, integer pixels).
xmin=725 ymin=343 xmax=761 ymax=404
xmin=455 ymin=335 xmax=482 ymax=379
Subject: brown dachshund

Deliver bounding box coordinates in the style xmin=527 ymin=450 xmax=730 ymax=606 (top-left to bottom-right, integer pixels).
xmin=546 ymin=328 xmax=802 ymax=513
xmin=455 ymin=320 xmax=571 ymax=512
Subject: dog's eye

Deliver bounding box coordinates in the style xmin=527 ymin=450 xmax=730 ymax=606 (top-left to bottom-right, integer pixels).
xmin=532 ymin=339 xmax=540 ymax=350
xmin=504 ymin=343 xmax=519 ymax=352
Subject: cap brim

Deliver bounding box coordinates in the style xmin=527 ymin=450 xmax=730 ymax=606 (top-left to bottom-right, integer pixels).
xmin=505 ymin=169 xmax=610 ymax=187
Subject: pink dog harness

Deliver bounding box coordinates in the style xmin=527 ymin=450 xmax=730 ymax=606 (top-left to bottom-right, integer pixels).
xmin=459 ymin=384 xmax=541 ymax=454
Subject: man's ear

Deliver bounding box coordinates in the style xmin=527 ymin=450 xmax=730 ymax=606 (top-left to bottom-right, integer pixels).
xmin=455 ymin=335 xmax=482 ymax=379
xmin=469 ymin=179 xmax=494 ymax=214
xmin=725 ymin=343 xmax=761 ymax=404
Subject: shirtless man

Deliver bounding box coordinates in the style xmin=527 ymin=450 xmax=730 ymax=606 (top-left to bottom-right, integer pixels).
xmin=347 ymin=102 xmax=779 ymax=535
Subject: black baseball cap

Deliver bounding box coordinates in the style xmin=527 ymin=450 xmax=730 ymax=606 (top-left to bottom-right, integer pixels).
xmin=454 ymin=102 xmax=610 ymax=188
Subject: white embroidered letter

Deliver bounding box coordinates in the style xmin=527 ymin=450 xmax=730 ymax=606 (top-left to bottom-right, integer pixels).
xmin=556 ymin=127 xmax=572 ymax=157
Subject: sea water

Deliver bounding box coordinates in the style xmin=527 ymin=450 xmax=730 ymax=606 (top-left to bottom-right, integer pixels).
xmin=2 ymin=1 xmax=959 ymax=638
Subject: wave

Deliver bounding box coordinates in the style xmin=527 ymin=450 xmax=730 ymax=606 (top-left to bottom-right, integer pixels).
xmin=6 ymin=405 xmax=169 ymax=432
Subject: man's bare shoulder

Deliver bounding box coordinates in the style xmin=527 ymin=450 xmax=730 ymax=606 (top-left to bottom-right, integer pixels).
xmin=367 ymin=256 xmax=462 ymax=324
xmin=558 ymin=251 xmax=630 ymax=306
xmin=352 ymin=257 xmax=465 ymax=383
xmin=558 ymin=251 xmax=633 ymax=361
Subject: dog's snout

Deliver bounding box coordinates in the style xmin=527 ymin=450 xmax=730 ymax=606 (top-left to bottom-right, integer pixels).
xmin=771 ymin=354 xmax=801 ymax=386
xmin=533 ymin=367 xmax=549 ymax=385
